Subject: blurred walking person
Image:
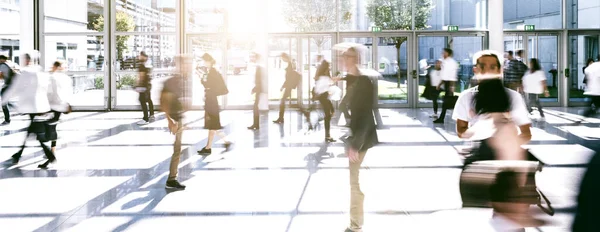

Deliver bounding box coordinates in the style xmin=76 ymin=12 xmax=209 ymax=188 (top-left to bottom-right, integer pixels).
xmin=433 ymin=48 xmax=459 ymax=123
xmin=0 ymin=55 xmax=17 ymax=125
xmin=136 ymin=51 xmax=154 ymax=125
xmin=312 ymin=56 xmax=336 ymax=142
xmin=503 ymin=50 xmax=528 ymax=92
xmin=273 ymin=53 xmax=300 ymax=124
xmin=522 ymin=58 xmax=549 ymax=120
xmin=340 ymin=46 xmax=379 ymax=232
xmin=159 ymin=54 xmax=190 ymax=190
xmin=248 ymin=52 xmax=264 ymax=130
xmin=5 ymin=52 xmax=56 ymax=168
xmin=197 ymin=53 xmax=232 ymax=155
xmin=47 ymin=61 xmax=73 ymax=153
xmin=583 ymin=59 xmax=600 ymax=118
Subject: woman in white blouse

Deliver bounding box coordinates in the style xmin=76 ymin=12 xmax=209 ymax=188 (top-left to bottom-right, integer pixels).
xmin=48 ymin=61 xmax=73 ymax=153
xmin=522 ymin=58 xmax=549 ymax=120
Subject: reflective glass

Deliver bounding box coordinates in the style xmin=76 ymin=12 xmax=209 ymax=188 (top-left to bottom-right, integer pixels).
xmin=0 ymin=0 xmax=20 ymax=34
xmin=268 ymin=0 xmax=336 ymax=32
xmin=569 ymin=34 xmax=599 ymax=102
xmin=69 ymin=73 xmax=106 ymax=107
xmin=44 ymin=36 xmax=105 ymax=72
xmin=567 ymin=0 xmax=600 ymax=29
xmin=115 ymin=0 xmax=176 ymax=32
xmin=185 ymin=0 xmax=226 ymax=33
xmin=45 ymin=0 xmax=105 ymax=33
xmin=503 ymin=0 xmax=562 ymax=29
xmin=115 ymin=35 xmax=176 ymax=71
xmin=343 ymin=0 xmax=412 ymax=31
xmin=424 ymin=0 xmax=486 ymax=30
xmin=0 ymin=36 xmax=20 ymax=65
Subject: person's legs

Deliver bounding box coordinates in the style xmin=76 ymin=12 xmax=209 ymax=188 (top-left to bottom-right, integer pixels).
xmin=534 ymin=94 xmax=544 ymax=117
xmin=12 ymin=115 xmax=34 ymax=162
xmin=166 ymin=120 xmax=185 ymax=189
xmin=432 ymin=91 xmax=439 ymax=115
xmin=205 ymin=130 xmax=216 ymax=149
xmin=276 ymin=88 xmax=291 ymax=122
xmin=583 ymin=96 xmax=599 ymax=117
xmin=526 ymin=93 xmax=534 ymax=114
xmin=139 ymin=91 xmax=149 ymax=121
xmin=348 ymin=150 xmax=367 ymax=232
xmin=252 ymin=93 xmax=260 ymax=127
xmin=435 ymin=82 xmax=451 ymax=122
xmin=319 ymin=94 xmax=333 ymax=138
xmin=1 ymin=87 xmax=9 ymax=123
xmin=146 ymin=89 xmax=154 ymax=117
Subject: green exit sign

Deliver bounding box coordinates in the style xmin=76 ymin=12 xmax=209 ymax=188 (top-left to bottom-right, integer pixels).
xmin=447 ymin=25 xmax=459 ymax=32
xmin=371 ymin=26 xmax=382 ymax=33
xmin=524 ymin=25 xmax=535 ymax=31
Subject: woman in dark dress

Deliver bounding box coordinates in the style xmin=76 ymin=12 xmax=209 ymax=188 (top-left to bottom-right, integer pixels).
xmin=197 ymin=53 xmax=232 ymax=155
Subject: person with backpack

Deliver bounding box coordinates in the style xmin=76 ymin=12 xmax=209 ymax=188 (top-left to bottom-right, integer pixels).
xmin=273 ymin=52 xmax=300 ymax=124
xmin=0 ymin=55 xmax=16 ymax=125
xmin=197 ymin=53 xmax=232 ymax=155
xmin=159 ymin=54 xmax=190 ymax=190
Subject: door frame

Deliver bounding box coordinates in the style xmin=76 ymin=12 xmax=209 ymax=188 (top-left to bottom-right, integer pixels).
xmin=503 ymin=31 xmax=563 ymax=107
xmin=338 ymin=32 xmax=414 ymax=108
xmin=414 ymin=31 xmax=487 ymax=108
xmin=566 ymin=30 xmax=600 ymax=106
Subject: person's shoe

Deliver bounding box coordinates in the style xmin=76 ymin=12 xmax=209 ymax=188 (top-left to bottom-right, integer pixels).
xmin=37 ymin=158 xmax=56 ymax=169
xmin=273 ymin=119 xmax=284 ymax=124
xmin=148 ymin=115 xmax=155 ymax=121
xmin=247 ymin=125 xmax=259 ymax=130
xmin=165 ymin=180 xmax=186 ymax=190
xmin=1 ymin=121 xmax=10 ymax=126
xmin=197 ymin=147 xmax=212 ymax=155
xmin=433 ymin=118 xmax=444 ymax=124
xmin=429 ymin=114 xmax=438 ymax=118
xmin=11 ymin=153 xmax=21 ymax=164
xmin=325 ymin=137 xmax=336 ymax=143
xmin=224 ymin=142 xmax=234 ymax=152
xmin=137 ymin=120 xmax=149 ymax=125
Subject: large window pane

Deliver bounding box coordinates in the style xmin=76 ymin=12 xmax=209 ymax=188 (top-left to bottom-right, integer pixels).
xmin=267 ymin=37 xmax=297 ymax=103
xmin=425 ymin=0 xmax=486 ymax=30
xmin=114 ymin=72 xmax=171 ymax=106
xmin=568 ymin=0 xmax=600 ymax=29
xmin=0 ymin=36 xmax=20 ymax=64
xmin=377 ymin=37 xmax=408 ymax=103
xmin=44 ymin=36 xmax=105 ymax=72
xmin=45 ymin=0 xmax=104 ymax=33
xmin=185 ymin=0 xmax=226 ymax=33
xmin=569 ymin=34 xmax=599 ymax=102
xmin=226 ymin=0 xmax=264 ymax=33
xmin=269 ymin=0 xmax=337 ymax=32
xmin=115 ymin=0 xmax=176 ymax=32
xmin=115 ymin=35 xmax=176 ymax=71
xmin=348 ymin=0 xmax=412 ymax=31
xmin=226 ymin=35 xmax=256 ymax=106
xmin=0 ymin=0 xmax=20 ymax=34
xmin=69 ymin=73 xmax=106 ymax=107
xmin=504 ymin=0 xmax=562 ymax=29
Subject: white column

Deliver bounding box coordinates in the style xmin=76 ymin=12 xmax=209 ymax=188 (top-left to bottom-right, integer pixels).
xmin=487 ymin=0 xmax=504 ymax=53
xmin=20 ymin=0 xmax=35 ymax=55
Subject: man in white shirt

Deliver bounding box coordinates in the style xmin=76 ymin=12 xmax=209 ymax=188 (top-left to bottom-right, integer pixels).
xmin=433 ymin=48 xmax=459 ymax=123
xmin=452 ymin=50 xmax=532 ymax=143
xmin=583 ymin=60 xmax=600 ymax=117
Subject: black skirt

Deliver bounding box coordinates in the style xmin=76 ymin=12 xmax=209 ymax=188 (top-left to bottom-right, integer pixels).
xmin=204 ymin=95 xmax=222 ymax=130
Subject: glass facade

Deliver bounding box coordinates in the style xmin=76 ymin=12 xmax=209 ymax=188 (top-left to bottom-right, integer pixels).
xmin=4 ymin=0 xmax=599 ymax=109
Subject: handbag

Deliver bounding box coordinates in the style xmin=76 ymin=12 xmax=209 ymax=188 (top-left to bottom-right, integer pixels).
xmin=28 ymin=120 xmax=57 ymax=142
xmin=328 ymin=85 xmax=342 ymax=101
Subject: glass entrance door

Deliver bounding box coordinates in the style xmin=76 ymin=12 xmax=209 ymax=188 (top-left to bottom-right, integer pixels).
xmin=417 ymin=34 xmax=484 ymax=106
xmin=568 ymin=32 xmax=600 ymax=105
xmin=504 ymin=33 xmax=561 ymax=106
xmin=340 ymin=34 xmax=411 ymax=107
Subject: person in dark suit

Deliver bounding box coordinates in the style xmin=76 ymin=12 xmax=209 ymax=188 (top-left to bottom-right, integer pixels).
xmin=342 ymin=47 xmax=379 ymax=232
xmin=312 ymin=56 xmax=336 ymax=142
xmin=573 ymin=148 xmax=600 ymax=232
xmin=248 ymin=52 xmax=264 ymax=130
xmin=197 ymin=53 xmax=232 ymax=155
xmin=273 ymin=52 xmax=297 ymax=124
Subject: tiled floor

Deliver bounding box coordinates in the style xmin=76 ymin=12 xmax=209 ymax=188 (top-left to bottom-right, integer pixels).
xmin=0 ymin=107 xmax=598 ymax=232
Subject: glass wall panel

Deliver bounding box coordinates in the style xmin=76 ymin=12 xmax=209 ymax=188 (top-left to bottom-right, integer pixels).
xmin=45 ymin=0 xmax=104 ymax=33
xmin=268 ymin=0 xmax=337 ymax=32
xmin=533 ymin=35 xmax=559 ymax=102
xmin=377 ymin=36 xmax=408 ymax=103
xmin=569 ymin=34 xmax=599 ymax=102
xmin=115 ymin=35 xmax=176 ymax=71
xmin=68 ymin=73 xmax=106 ymax=107
xmin=418 ymin=36 xmax=446 ymax=103
xmin=114 ymin=34 xmax=176 ymax=107
xmin=267 ymin=37 xmax=297 ymax=103
xmin=44 ymin=36 xmax=105 ymax=72
xmin=424 ymin=0 xmax=486 ymax=30
xmin=568 ymin=0 xmax=600 ymax=29
xmin=226 ymin=35 xmax=257 ymax=106
xmin=347 ymin=0 xmax=412 ymax=31
xmin=186 ymin=0 xmax=226 ymax=33
xmin=503 ymin=0 xmax=562 ymax=30
xmin=0 ymin=0 xmax=21 ymax=34
xmin=0 ymin=36 xmax=20 ymax=64
xmin=115 ymin=0 xmax=176 ymax=32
